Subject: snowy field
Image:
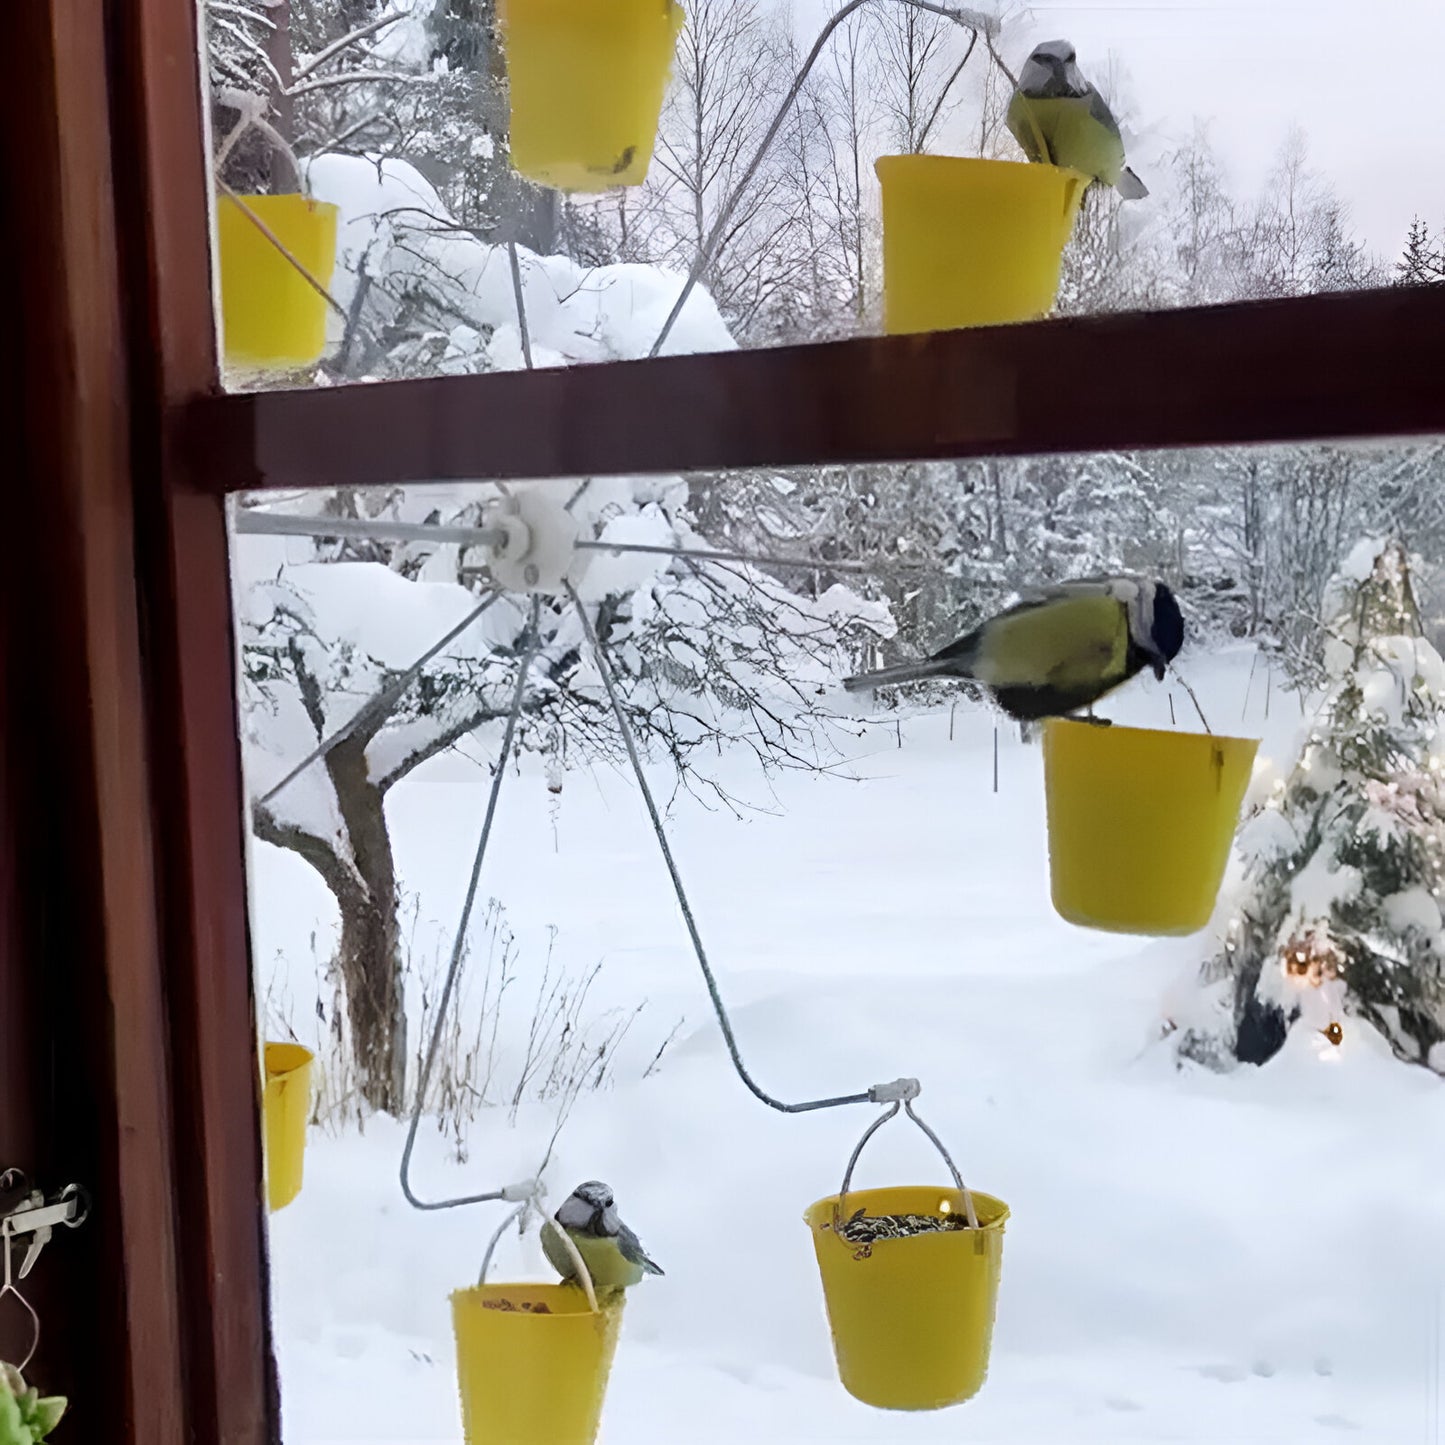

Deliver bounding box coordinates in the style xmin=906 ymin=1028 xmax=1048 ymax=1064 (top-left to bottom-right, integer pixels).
xmin=248 ymin=648 xmax=1445 ymax=1444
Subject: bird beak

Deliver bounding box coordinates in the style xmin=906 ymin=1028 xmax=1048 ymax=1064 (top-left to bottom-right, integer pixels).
xmin=1152 ymin=657 xmax=1168 ymax=682
xmin=590 ymin=1207 xmax=605 ymax=1233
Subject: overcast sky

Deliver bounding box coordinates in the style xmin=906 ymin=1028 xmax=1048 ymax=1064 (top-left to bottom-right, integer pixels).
xmin=794 ymin=0 xmax=1444 ymax=259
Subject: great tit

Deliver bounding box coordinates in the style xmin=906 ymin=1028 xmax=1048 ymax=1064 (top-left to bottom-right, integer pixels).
xmin=843 ymin=576 xmax=1184 ymax=720
xmin=542 ymin=1180 xmax=664 ymax=1292
xmin=1006 ymin=40 xmax=1148 ymax=200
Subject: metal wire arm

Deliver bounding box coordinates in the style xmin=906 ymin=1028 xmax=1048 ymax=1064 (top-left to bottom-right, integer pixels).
xmin=566 ymin=581 xmax=877 ymax=1114
xmin=399 ymin=596 xmax=545 ymax=1211
xmin=395 ymin=585 xmax=939 ymax=1215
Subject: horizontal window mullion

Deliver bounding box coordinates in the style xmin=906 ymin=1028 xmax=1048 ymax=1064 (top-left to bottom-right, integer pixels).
xmin=187 ymin=285 xmax=1445 ymax=492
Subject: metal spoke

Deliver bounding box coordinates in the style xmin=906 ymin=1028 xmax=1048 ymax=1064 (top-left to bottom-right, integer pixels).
xmin=566 ymin=580 xmax=871 ymax=1115
xmin=234 ymin=507 xmax=916 ymax=578
xmin=574 ymin=538 xmax=924 ymax=575
xmin=233 ymin=510 xmax=506 ymax=549
xmin=260 ymin=592 xmax=500 ymax=805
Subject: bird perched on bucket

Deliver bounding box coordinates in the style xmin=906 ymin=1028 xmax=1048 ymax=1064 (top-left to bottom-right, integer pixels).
xmin=542 ymin=1180 xmax=664 ymax=1292
xmin=1006 ymin=40 xmax=1148 ymax=200
xmin=843 ymin=576 xmax=1184 ymax=721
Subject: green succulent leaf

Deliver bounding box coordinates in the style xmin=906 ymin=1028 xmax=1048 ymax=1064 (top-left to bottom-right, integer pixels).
xmin=0 ymin=1378 xmax=26 ymax=1445
xmin=0 ymin=1364 xmax=66 ymax=1441
xmin=27 ymin=1397 xmax=66 ymax=1438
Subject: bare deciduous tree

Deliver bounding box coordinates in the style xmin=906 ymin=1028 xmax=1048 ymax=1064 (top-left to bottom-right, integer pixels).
xmin=869 ymin=3 xmax=973 ymax=154
xmin=801 ymin=14 xmax=883 ymax=331
xmin=642 ymin=0 xmax=803 ymax=335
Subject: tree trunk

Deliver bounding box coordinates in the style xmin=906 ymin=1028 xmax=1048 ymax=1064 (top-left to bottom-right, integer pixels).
xmin=326 ymin=732 xmax=407 ymax=1114
xmin=266 ymin=0 xmax=295 ymax=191
xmin=252 ymin=747 xmax=408 ymax=1115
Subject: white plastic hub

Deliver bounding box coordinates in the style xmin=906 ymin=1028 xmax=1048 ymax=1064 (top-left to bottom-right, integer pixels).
xmin=482 ymin=491 xmax=584 ymax=595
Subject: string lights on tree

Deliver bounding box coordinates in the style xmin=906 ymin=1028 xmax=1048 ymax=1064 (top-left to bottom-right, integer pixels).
xmin=1181 ymin=540 xmax=1445 ymax=1075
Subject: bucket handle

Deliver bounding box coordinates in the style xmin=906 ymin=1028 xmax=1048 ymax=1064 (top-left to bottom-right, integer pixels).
xmin=476 ymin=1190 xmax=602 ymax=1315
xmin=837 ymin=1097 xmax=979 ymax=1231
xmin=838 ymin=1098 xmax=982 ymax=1225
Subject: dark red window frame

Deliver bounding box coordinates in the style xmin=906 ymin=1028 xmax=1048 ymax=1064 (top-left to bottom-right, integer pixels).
xmin=4 ymin=0 xmax=1443 ymax=1440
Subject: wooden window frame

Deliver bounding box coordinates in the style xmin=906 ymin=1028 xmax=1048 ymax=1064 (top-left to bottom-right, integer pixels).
xmin=198 ymin=283 xmax=1445 ymax=491
xmin=6 ymin=0 xmax=1443 ymax=1440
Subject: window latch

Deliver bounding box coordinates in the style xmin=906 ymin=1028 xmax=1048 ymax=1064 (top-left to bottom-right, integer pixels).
xmin=1 ymin=1171 xmax=90 ymax=1282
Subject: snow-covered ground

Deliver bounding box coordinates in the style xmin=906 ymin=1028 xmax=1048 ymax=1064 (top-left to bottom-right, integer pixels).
xmin=249 ymin=648 xmax=1445 ymax=1444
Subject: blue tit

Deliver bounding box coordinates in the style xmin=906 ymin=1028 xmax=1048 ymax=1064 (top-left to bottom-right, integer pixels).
xmin=542 ymin=1180 xmax=664 ymax=1292
xmin=844 ymin=576 xmax=1184 ymax=721
xmin=1006 ymin=40 xmax=1148 ymax=200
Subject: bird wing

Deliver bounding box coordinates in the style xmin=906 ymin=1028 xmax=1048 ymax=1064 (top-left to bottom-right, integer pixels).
xmin=1083 ymin=87 xmax=1149 ymax=197
xmin=1084 ymin=84 xmax=1125 ymax=142
xmin=616 ymin=1223 xmax=664 ymax=1276
xmin=928 ymin=618 xmax=986 ymax=669
xmin=930 ymin=587 xmax=1109 ymax=668
xmin=1017 ymin=95 xmax=1127 ymax=188
xmin=969 ymin=593 xmax=1129 ymax=691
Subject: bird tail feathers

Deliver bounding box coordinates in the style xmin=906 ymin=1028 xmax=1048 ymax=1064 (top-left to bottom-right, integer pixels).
xmin=843 ymin=658 xmax=957 ymax=693
xmin=1116 ymin=166 xmax=1148 ymax=201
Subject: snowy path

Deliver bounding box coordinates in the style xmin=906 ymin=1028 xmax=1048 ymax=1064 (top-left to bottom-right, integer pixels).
xmin=249 ymin=650 xmax=1445 ymax=1443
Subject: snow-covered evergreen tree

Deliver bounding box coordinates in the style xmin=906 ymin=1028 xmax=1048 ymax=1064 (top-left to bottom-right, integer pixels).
xmin=1183 ymin=540 xmax=1445 ymax=1075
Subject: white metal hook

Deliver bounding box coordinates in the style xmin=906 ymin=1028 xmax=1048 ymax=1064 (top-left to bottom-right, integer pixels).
xmin=1 ymin=1220 xmax=41 ymax=1375
xmin=475 ymin=1185 xmax=601 ymax=1314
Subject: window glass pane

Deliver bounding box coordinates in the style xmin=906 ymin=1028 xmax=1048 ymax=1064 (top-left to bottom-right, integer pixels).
xmin=204 ymin=1 xmax=1445 ymax=391
xmin=232 ymin=439 xmax=1445 ymax=1441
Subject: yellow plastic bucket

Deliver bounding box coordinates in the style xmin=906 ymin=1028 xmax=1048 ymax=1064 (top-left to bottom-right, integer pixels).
xmin=262 ymin=1042 xmax=314 ymax=1213
xmin=876 ymin=155 xmax=1088 ymax=333
xmin=217 ymin=193 xmax=338 ymax=369
xmin=806 ymin=1185 xmax=1009 ymax=1410
xmin=501 ymin=0 xmax=684 ymax=191
xmin=451 ymin=1284 xmax=623 ymax=1445
xmin=1043 ymin=720 xmax=1260 ymax=935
